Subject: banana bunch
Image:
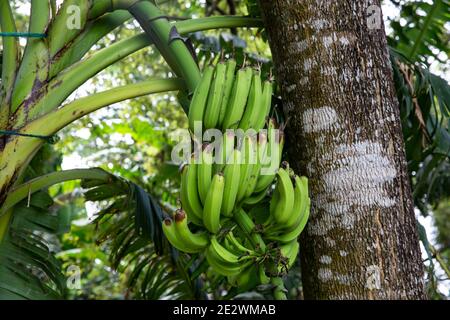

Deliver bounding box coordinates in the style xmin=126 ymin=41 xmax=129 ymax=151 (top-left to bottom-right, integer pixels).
xmin=178 ymin=123 xmax=284 ymax=232
xmin=187 ymin=60 xmax=273 ymax=132
xmin=263 ymin=164 xmax=311 ymax=245
xmin=166 ymin=61 xmax=311 ymax=294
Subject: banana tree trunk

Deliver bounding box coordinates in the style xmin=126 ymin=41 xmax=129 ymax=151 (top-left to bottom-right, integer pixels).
xmin=259 ymin=0 xmax=426 ymax=299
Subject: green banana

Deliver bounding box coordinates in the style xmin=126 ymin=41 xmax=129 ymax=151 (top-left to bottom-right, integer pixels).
xmin=198 ymin=144 xmax=214 ymax=205
xmin=243 ymin=138 xmax=264 ymax=198
xmin=285 ymin=175 xmax=309 ymax=230
xmin=173 ymin=209 xmax=209 ymax=250
xmin=180 ymin=164 xmax=203 ymax=225
xmin=162 ymin=218 xmax=203 ymax=254
xmin=221 ymin=67 xmax=252 ymax=129
xmin=237 ymin=135 xmax=257 ymax=202
xmin=204 ymin=62 xmax=227 ymax=129
xmin=255 ymin=119 xmax=283 ymax=192
xmin=226 ymin=231 xmax=254 ymax=254
xmin=243 ymin=188 xmax=268 ymax=205
xmin=228 ymin=264 xmax=259 ymax=292
xmin=224 ymin=237 xmax=243 ymax=256
xmin=258 ymin=266 xmax=270 ymax=285
xmin=181 ymin=162 xmax=203 ymax=220
xmin=253 ymin=80 xmax=273 ymax=131
xmin=214 ymin=131 xmax=235 ymax=173
xmin=203 ymin=173 xmax=225 ymax=233
xmin=206 ymin=245 xmax=247 ymax=276
xmin=238 ymin=72 xmax=262 ymax=131
xmin=217 ymin=59 xmax=237 ymax=128
xmin=222 ymin=149 xmax=241 ymax=217
xmin=206 ymin=236 xmax=252 ymax=276
xmin=271 ymin=167 xmax=295 ymax=224
xmin=280 ymin=240 xmax=299 ymax=270
xmin=210 ymin=236 xmax=245 ymax=264
xmin=234 ymin=208 xmax=266 ymax=252
xmin=188 ymin=65 xmax=214 ymax=132
xmin=267 ymin=198 xmax=310 ymax=243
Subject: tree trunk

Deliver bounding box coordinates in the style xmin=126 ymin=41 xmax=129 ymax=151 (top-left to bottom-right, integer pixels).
xmin=259 ymin=0 xmax=426 ymax=299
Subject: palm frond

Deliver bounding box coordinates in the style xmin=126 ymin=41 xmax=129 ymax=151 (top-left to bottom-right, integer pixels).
xmin=83 ymin=176 xmax=203 ymax=299
xmin=388 ymin=0 xmax=450 ymax=65
xmin=0 ymin=191 xmax=66 ymax=299
xmin=390 ymin=47 xmax=450 ymax=214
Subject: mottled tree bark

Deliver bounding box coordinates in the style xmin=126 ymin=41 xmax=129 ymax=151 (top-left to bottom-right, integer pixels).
xmin=259 ymin=0 xmax=426 ymax=299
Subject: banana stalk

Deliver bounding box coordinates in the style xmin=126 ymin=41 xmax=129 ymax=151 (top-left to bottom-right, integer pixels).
xmin=0 ymin=0 xmax=19 ymax=111
xmin=0 ymin=79 xmax=185 ymax=207
xmin=11 ymin=0 xmax=50 ymax=112
xmin=116 ymin=1 xmax=201 ymax=92
xmin=47 ymin=0 xmax=90 ymax=57
xmin=0 ymin=168 xmax=113 ymax=216
xmin=16 ymin=16 xmax=263 ymax=125
xmin=49 ymin=11 xmax=132 ymax=78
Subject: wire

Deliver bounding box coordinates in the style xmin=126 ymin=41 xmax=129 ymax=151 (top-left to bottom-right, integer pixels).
xmin=0 ymin=32 xmax=47 ymax=38
xmin=0 ymin=130 xmax=59 ymax=144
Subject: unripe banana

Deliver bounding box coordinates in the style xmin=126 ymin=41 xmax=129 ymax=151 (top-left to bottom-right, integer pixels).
xmin=226 ymin=231 xmax=254 ymax=254
xmin=237 ymin=134 xmax=257 ymax=202
xmin=188 ymin=65 xmax=214 ymax=132
xmin=280 ymin=240 xmax=299 ymax=270
xmin=234 ymin=208 xmax=266 ymax=252
xmin=203 ymin=173 xmax=225 ymax=233
xmin=255 ymin=119 xmax=283 ymax=192
xmin=245 ymin=132 xmax=267 ymax=198
xmin=218 ymin=59 xmax=237 ymax=128
xmin=222 ymin=149 xmax=242 ymax=217
xmin=221 ymin=67 xmax=252 ymax=129
xmin=258 ymin=266 xmax=270 ymax=285
xmin=215 ymin=131 xmax=235 ymax=173
xmin=210 ymin=236 xmax=244 ymax=264
xmin=224 ymin=237 xmax=242 ymax=256
xmin=198 ymin=144 xmax=214 ymax=205
xmin=206 ymin=245 xmax=246 ymax=276
xmin=173 ymin=209 xmax=209 ymax=250
xmin=271 ymin=167 xmax=295 ymax=224
xmin=162 ymin=218 xmax=203 ymax=254
xmin=204 ymin=62 xmax=227 ymax=129
xmin=243 ymin=188 xmax=268 ymax=205
xmin=238 ymin=72 xmax=262 ymax=131
xmin=253 ymin=80 xmax=273 ymax=131
xmin=285 ymin=175 xmax=309 ymax=230
xmin=267 ymin=198 xmax=310 ymax=243
xmin=180 ymin=164 xmax=203 ymax=225
xmin=228 ymin=265 xmax=259 ymax=292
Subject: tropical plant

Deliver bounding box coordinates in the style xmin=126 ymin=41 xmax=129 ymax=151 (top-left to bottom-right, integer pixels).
xmin=0 ymin=0 xmax=262 ymax=299
xmin=0 ymin=0 xmax=449 ymax=300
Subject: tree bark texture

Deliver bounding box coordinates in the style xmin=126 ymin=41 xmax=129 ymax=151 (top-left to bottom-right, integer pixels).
xmin=259 ymin=0 xmax=426 ymax=299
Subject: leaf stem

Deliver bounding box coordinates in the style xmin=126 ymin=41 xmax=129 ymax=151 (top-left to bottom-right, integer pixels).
xmin=0 ymin=0 xmax=19 ymax=112
xmin=0 ymin=78 xmax=185 ymax=195
xmin=408 ymin=0 xmax=441 ymax=60
xmin=0 ymin=168 xmax=112 ymax=216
